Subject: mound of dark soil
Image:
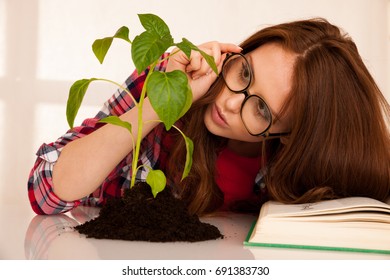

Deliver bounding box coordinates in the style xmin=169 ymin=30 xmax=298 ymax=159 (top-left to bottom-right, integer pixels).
xmin=75 ymin=182 xmax=223 ymax=242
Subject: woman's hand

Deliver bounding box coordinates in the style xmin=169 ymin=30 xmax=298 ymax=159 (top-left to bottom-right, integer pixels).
xmin=166 ymin=41 xmax=242 ymax=102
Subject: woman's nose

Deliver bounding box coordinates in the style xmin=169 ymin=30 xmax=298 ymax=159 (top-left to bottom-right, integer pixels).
xmin=225 ymin=92 xmax=245 ymax=113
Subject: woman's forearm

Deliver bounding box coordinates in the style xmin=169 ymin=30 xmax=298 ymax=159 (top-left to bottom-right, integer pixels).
xmin=52 ymin=98 xmax=159 ymax=201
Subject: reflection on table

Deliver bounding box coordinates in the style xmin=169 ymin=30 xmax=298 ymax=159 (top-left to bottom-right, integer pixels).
xmin=24 ymin=206 xmax=257 ymax=260
xmin=24 ymin=206 xmax=390 ymax=260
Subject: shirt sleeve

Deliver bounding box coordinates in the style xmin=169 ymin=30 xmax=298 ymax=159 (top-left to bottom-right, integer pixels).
xmin=28 ymin=54 xmax=169 ymax=215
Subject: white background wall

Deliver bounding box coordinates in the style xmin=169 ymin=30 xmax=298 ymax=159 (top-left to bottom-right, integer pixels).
xmin=0 ymin=0 xmax=389 ymax=211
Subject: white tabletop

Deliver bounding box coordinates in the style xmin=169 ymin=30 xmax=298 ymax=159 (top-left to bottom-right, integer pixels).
xmin=2 ymin=202 xmax=390 ymax=260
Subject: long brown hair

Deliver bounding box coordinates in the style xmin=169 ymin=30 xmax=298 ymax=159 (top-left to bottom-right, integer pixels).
xmin=168 ymin=18 xmax=390 ymax=215
xmin=166 ymin=77 xmax=227 ymax=215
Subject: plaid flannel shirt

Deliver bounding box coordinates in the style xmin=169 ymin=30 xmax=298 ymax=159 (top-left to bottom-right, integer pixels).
xmin=27 ymin=54 xmax=174 ymax=214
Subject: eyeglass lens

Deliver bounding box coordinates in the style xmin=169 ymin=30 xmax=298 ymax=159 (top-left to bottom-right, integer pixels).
xmin=222 ymin=54 xmax=251 ymax=92
xmin=222 ymin=54 xmax=272 ymax=136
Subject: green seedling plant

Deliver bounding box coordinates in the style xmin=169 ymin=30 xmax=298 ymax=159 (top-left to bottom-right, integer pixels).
xmin=66 ymin=14 xmax=217 ymax=197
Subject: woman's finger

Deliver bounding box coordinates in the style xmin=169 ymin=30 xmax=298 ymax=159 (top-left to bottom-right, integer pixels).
xmin=190 ymin=42 xmax=235 ymax=79
xmin=184 ymin=51 xmax=202 ymax=73
xmin=167 ymin=41 xmax=242 ymax=79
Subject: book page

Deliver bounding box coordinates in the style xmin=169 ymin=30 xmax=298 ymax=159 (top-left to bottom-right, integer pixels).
xmin=247 ymin=197 xmax=390 ymax=254
xmin=264 ymin=197 xmax=390 ymax=218
xmin=274 ymin=212 xmax=390 ymax=223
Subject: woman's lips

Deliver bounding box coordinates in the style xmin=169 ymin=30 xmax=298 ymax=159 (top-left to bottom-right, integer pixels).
xmin=211 ymin=104 xmax=228 ymax=127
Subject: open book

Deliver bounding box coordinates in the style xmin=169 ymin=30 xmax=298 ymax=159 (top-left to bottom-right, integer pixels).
xmin=244 ymin=197 xmax=390 ymax=254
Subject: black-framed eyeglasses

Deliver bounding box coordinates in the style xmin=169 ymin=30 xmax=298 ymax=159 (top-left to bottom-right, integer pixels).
xmin=221 ymin=53 xmax=290 ymax=137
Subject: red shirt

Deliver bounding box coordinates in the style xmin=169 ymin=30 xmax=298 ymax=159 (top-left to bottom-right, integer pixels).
xmin=216 ymin=147 xmax=262 ymax=210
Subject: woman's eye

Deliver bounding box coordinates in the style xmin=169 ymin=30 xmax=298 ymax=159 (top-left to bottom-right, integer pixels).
xmin=239 ymin=62 xmax=251 ymax=83
xmin=256 ymin=101 xmax=271 ymax=121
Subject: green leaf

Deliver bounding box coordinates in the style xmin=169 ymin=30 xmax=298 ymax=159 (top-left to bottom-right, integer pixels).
xmin=131 ymin=15 xmax=173 ymax=73
xmin=98 ymin=116 xmax=132 ymax=134
xmin=131 ymin=32 xmax=173 ymax=73
xmin=146 ymin=169 xmax=166 ymax=198
xmin=146 ymin=70 xmax=192 ymax=130
xmin=92 ymin=26 xmax=130 ymax=64
xmin=138 ymin=14 xmax=170 ymax=38
xmin=176 ymin=38 xmax=218 ymax=75
xmin=181 ymin=136 xmax=194 ymax=180
xmin=178 ymin=82 xmax=193 ymax=119
xmin=92 ymin=37 xmax=113 ymax=64
xmin=175 ymin=39 xmax=192 ymax=59
xmin=66 ymin=78 xmax=97 ymax=128
xmin=113 ymin=26 xmax=131 ymax=42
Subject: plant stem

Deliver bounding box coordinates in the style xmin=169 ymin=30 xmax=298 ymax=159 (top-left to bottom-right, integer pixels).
xmin=130 ymin=62 xmax=158 ymax=188
xmin=172 ymin=124 xmax=186 ymax=139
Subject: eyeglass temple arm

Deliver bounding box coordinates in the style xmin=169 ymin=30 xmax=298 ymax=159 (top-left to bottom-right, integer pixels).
xmin=263 ymin=131 xmax=290 ymax=138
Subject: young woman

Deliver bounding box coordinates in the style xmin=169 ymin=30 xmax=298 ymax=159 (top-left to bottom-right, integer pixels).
xmin=28 ymin=18 xmax=390 ymax=216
